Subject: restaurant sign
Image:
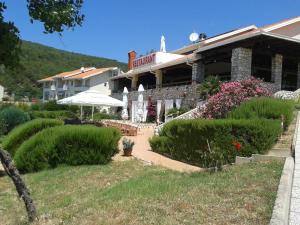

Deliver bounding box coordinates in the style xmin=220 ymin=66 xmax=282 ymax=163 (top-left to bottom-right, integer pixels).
xmin=133 ymin=53 xmax=156 ymax=69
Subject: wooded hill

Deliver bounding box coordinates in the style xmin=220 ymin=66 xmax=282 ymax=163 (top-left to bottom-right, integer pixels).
xmin=0 ymin=40 xmax=127 ymax=99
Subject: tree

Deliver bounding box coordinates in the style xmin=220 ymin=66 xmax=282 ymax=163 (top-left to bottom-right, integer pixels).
xmin=0 ymin=0 xmax=85 ymax=222
xmin=0 ymin=0 xmax=85 ymax=68
xmin=0 ymin=2 xmax=20 ymax=68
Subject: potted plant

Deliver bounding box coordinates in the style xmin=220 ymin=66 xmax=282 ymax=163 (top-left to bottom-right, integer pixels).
xmin=122 ymin=138 xmax=135 ymax=156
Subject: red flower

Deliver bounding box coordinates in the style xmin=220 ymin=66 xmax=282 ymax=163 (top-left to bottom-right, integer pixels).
xmin=232 ymin=141 xmax=242 ymax=151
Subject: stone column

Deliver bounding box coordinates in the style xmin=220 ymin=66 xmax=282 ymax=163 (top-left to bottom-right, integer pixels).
xmin=131 ymin=74 xmax=138 ymax=90
xmin=271 ymin=54 xmax=283 ymax=90
xmin=192 ymin=61 xmax=205 ymax=84
xmin=297 ymin=63 xmax=300 ymax=89
xmin=231 ymin=47 xmax=252 ymax=81
xmin=155 ymin=70 xmax=163 ymax=88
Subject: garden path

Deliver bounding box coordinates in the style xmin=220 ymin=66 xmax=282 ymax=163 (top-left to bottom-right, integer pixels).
xmin=267 ymin=118 xmax=296 ymax=157
xmin=114 ymin=126 xmax=203 ymax=173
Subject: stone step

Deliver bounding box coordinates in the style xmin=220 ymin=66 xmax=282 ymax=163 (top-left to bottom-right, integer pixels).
xmin=273 ymin=143 xmax=291 ymax=147
xmin=277 ymin=140 xmax=292 ymax=145
xmin=270 ymin=148 xmax=291 ymax=152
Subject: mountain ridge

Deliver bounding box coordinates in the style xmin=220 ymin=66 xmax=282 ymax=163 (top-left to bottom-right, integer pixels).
xmin=0 ymin=40 xmax=127 ymax=99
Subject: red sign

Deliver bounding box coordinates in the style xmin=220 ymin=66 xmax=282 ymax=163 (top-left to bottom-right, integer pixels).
xmin=133 ymin=53 xmax=156 ymax=68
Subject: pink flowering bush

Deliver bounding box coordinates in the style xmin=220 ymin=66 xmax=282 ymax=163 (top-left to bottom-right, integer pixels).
xmin=202 ymin=77 xmax=270 ymax=119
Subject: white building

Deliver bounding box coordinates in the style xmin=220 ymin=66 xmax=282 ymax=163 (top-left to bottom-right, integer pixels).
xmin=0 ymin=84 xmax=4 ymax=101
xmin=38 ymin=67 xmax=119 ymax=102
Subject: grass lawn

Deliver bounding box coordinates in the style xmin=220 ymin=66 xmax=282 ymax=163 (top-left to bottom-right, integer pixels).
xmin=0 ymin=160 xmax=283 ymax=225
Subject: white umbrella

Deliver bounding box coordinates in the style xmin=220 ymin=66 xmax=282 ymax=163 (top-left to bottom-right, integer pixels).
xmin=57 ymin=90 xmax=124 ymax=120
xmin=121 ymin=87 xmax=129 ymax=120
xmin=136 ymin=84 xmax=144 ymax=122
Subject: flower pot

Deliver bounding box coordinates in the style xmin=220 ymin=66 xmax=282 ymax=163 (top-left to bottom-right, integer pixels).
xmin=123 ymin=148 xmax=133 ymax=156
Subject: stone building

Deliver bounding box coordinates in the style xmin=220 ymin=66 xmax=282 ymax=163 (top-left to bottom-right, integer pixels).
xmin=110 ymin=17 xmax=300 ymax=122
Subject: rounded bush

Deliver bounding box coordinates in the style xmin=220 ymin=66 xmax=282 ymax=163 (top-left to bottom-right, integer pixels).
xmin=227 ymin=97 xmax=294 ymax=130
xmin=150 ymin=119 xmax=281 ymax=168
xmin=14 ymin=125 xmax=121 ymax=173
xmin=0 ymin=106 xmax=30 ymax=135
xmin=2 ymin=118 xmax=63 ymax=156
xmin=29 ymin=110 xmax=77 ymax=120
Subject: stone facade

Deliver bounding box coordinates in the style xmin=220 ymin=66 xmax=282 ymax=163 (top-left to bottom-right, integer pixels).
xmin=231 ymin=47 xmax=252 ymax=80
xmin=111 ymin=84 xmax=201 ymax=109
xmin=271 ymin=54 xmax=283 ymax=90
xmin=192 ymin=61 xmax=205 ymax=84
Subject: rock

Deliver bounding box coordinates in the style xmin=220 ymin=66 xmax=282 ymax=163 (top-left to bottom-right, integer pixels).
xmin=274 ymin=89 xmax=300 ymax=100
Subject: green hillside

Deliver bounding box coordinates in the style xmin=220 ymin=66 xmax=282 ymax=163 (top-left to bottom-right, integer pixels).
xmin=0 ymin=40 xmax=127 ymax=99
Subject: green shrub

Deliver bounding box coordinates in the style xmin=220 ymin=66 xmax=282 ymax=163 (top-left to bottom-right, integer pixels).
xmin=29 ymin=110 xmax=77 ymax=120
xmin=2 ymin=119 xmax=63 ymax=156
xmin=92 ymin=112 xmax=120 ymax=121
xmin=150 ymin=119 xmax=281 ymax=168
xmin=0 ymin=106 xmax=30 ymax=135
xmin=196 ymin=75 xmax=221 ymax=100
xmin=16 ymin=103 xmax=30 ymax=112
xmin=42 ymin=101 xmax=66 ymax=111
xmin=167 ymin=107 xmax=189 ymax=117
xmin=14 ymin=125 xmax=121 ymax=173
xmin=31 ymin=101 xmax=79 ymax=113
xmin=30 ymin=103 xmax=42 ymax=111
xmin=227 ymin=97 xmax=294 ymax=129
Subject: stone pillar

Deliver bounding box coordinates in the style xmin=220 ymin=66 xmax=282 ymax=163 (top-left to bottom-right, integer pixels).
xmin=271 ymin=54 xmax=283 ymax=90
xmin=155 ymin=70 xmax=163 ymax=88
xmin=192 ymin=61 xmax=205 ymax=84
xmin=297 ymin=63 xmax=300 ymax=89
xmin=131 ymin=74 xmax=138 ymax=90
xmin=231 ymin=47 xmax=252 ymax=80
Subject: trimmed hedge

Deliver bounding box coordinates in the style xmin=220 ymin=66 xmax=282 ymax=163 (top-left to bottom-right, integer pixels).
xmin=29 ymin=110 xmax=77 ymax=120
xmin=150 ymin=119 xmax=281 ymax=168
xmin=0 ymin=106 xmax=30 ymax=135
xmin=227 ymin=97 xmax=294 ymax=129
xmin=2 ymin=119 xmax=63 ymax=156
xmin=14 ymin=125 xmax=121 ymax=173
xmin=92 ymin=112 xmax=120 ymax=121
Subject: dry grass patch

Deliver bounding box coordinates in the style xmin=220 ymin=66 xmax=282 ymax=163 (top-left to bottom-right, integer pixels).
xmin=0 ymin=160 xmax=282 ymax=225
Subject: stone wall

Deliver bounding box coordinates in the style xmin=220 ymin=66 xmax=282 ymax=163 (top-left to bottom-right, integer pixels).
xmin=231 ymin=47 xmax=252 ymax=81
xmin=111 ymin=84 xmax=201 ymax=108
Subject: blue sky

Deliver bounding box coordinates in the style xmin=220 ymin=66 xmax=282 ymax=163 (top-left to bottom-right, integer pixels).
xmin=4 ymin=0 xmax=300 ymax=63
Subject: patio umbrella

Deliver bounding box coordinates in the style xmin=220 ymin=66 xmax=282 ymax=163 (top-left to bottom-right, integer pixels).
xmin=121 ymin=87 xmax=129 ymax=120
xmin=136 ymin=84 xmax=144 ymax=123
xmin=57 ymin=90 xmax=124 ymax=120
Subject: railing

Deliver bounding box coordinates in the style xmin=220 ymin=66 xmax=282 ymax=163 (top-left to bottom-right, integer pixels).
xmin=154 ymin=101 xmax=206 ymax=135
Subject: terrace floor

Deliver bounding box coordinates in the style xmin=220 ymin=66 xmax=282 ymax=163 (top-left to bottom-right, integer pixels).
xmin=114 ymin=127 xmax=202 ymax=173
